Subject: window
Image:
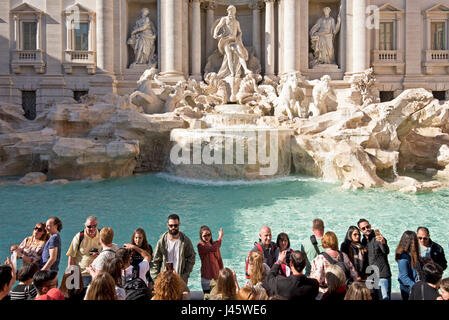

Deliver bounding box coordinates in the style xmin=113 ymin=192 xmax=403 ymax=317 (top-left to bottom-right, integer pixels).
xmin=431 ymin=22 xmax=446 ymax=50
xmin=22 ymin=22 xmax=37 ymax=50
xmin=379 ymin=22 xmax=394 ymax=50
xmin=74 ymin=22 xmax=89 ymax=51
xmin=74 ymin=90 xmax=88 ymax=102
xmin=433 ymin=91 xmax=446 ymax=101
xmin=380 ymin=91 xmax=394 ymax=102
xmin=22 ymin=91 xmax=36 ymax=120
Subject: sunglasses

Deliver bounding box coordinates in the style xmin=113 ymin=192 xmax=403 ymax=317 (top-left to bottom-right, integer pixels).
xmin=418 ymin=237 xmax=429 ymax=241
xmin=202 ymin=233 xmax=212 ymax=238
xmin=168 ymin=224 xmax=179 ymax=228
xmin=86 ymin=224 xmax=97 ymax=229
xmin=34 ymin=227 xmax=44 ymax=232
xmin=361 ymin=225 xmax=371 ymax=231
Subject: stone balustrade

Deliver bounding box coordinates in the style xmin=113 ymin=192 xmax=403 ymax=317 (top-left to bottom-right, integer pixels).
xmin=11 ymin=50 xmax=45 ymax=74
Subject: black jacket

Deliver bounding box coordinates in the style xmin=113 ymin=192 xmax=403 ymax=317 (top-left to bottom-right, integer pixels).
xmin=427 ymin=239 xmax=447 ymax=271
xmin=361 ymin=231 xmax=391 ymax=278
xmin=262 ymin=263 xmax=319 ymax=300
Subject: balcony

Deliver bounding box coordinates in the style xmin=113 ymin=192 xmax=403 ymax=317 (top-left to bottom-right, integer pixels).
xmin=372 ymin=50 xmax=404 ymax=74
xmin=63 ymin=50 xmax=97 ymax=74
xmin=11 ymin=50 xmax=46 ymax=74
xmin=423 ymin=50 xmax=449 ymax=74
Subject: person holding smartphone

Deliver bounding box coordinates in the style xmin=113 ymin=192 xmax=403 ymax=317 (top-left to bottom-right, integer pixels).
xmin=197 ymin=226 xmax=223 ymax=294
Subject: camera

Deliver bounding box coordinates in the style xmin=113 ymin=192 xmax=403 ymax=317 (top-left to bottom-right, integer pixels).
xmin=89 ymin=248 xmax=99 ymax=256
xmin=286 ymin=250 xmax=291 ymax=264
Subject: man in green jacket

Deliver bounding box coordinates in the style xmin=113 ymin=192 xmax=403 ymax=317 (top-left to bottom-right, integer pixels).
xmin=150 ymin=214 xmax=196 ymax=285
xmin=299 ymin=218 xmax=325 ymax=276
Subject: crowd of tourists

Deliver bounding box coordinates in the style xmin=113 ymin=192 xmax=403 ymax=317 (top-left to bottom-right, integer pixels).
xmin=0 ymin=215 xmax=448 ymax=301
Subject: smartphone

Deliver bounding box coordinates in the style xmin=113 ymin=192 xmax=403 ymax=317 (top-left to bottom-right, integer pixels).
xmin=374 ymin=229 xmax=381 ymax=236
xmin=166 ymin=262 xmax=174 ymax=271
xmin=10 ymin=251 xmax=17 ymax=270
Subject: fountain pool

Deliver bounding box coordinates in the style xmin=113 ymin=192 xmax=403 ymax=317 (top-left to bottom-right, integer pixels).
xmin=1 ymin=173 xmax=448 ymax=292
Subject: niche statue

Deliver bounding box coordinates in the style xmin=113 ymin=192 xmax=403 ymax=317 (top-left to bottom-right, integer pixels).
xmin=128 ymin=8 xmax=157 ymax=67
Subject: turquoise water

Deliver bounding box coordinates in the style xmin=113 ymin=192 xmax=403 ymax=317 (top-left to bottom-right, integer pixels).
xmin=1 ymin=173 xmax=448 ymax=292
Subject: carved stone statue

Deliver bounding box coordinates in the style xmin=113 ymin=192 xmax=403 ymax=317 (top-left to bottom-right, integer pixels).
xmin=306 ymin=75 xmax=338 ymax=117
xmin=212 ymin=5 xmax=250 ymax=79
xmin=274 ymin=72 xmax=305 ymax=120
xmin=309 ymin=6 xmax=341 ymax=68
xmin=350 ymin=68 xmax=380 ymax=107
xmin=128 ymin=8 xmax=157 ymax=67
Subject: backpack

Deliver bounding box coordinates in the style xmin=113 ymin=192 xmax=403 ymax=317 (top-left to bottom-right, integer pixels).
xmin=310 ymin=235 xmax=321 ymax=255
xmin=77 ymin=229 xmax=101 ymax=252
xmin=124 ymin=263 xmax=152 ymax=301
xmin=321 ymin=251 xmax=352 ymax=282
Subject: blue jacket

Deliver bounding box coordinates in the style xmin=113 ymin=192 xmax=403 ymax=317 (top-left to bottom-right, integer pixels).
xmin=397 ymin=253 xmax=419 ymax=293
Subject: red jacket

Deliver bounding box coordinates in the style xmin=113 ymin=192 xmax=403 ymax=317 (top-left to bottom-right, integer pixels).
xmin=197 ymin=239 xmax=223 ymax=280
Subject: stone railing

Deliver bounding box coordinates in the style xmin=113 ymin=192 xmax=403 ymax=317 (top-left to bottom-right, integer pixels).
xmin=372 ymin=50 xmax=404 ymax=74
xmin=11 ymin=50 xmax=45 ymax=74
xmin=63 ymin=50 xmax=96 ymax=74
xmin=426 ymin=50 xmax=449 ymax=61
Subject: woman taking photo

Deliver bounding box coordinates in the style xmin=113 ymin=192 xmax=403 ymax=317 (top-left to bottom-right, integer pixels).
xmin=197 ymin=226 xmax=224 ymax=294
xmin=274 ymin=233 xmax=294 ymax=277
xmin=10 ymin=222 xmax=49 ymax=264
xmin=340 ymin=226 xmax=368 ymax=279
xmin=396 ymin=230 xmax=422 ymax=300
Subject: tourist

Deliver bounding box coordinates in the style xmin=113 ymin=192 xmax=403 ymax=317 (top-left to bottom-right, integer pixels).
xmin=320 ymin=264 xmax=347 ymax=301
xmin=245 ymin=226 xmax=276 ymax=280
xmin=33 ymin=270 xmax=59 ymax=299
xmin=103 ymin=258 xmax=126 ymax=300
xmin=152 ymin=269 xmax=190 ymax=300
xmin=299 ymin=218 xmax=325 ymax=276
xmin=117 ymin=248 xmax=149 ymax=286
xmin=10 ymin=262 xmax=39 ymax=300
xmin=197 ymin=226 xmax=224 ymax=294
xmin=0 ymin=258 xmax=16 ymax=301
xmin=274 ymin=232 xmax=294 ymax=276
xmin=124 ymin=228 xmax=153 ymax=288
xmin=247 ymin=251 xmax=269 ymax=286
xmin=84 ymin=272 xmax=117 ymax=300
xmin=237 ymin=285 xmax=268 ymax=300
xmin=150 ymin=214 xmax=196 ymax=285
xmin=59 ymin=265 xmax=85 ymax=301
xmin=409 ymin=261 xmax=443 ymax=300
xmin=263 ymin=250 xmax=319 ymax=300
xmin=10 ymin=222 xmax=49 ymax=265
xmin=396 ymin=230 xmax=422 ymax=300
xmin=344 ymin=281 xmax=372 ymax=300
xmin=437 ymin=278 xmax=449 ymax=300
xmin=208 ymin=267 xmax=239 ymax=300
xmin=417 ymin=227 xmax=447 ymax=270
xmin=66 ymin=216 xmax=102 ymax=287
xmin=310 ymin=231 xmax=359 ymax=292
xmin=40 ymin=216 xmax=62 ymax=272
xmin=340 ymin=226 xmax=368 ymax=279
xmin=87 ymin=227 xmax=119 ymax=277
xmin=358 ymin=218 xmax=391 ymax=300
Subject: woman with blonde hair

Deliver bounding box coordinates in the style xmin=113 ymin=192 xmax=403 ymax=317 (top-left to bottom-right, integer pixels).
xmin=10 ymin=222 xmax=49 ymax=264
xmin=248 ymin=251 xmax=268 ymax=286
xmin=344 ymin=281 xmax=372 ymax=300
xmin=310 ymin=231 xmax=359 ymax=292
xmin=209 ymin=268 xmax=239 ymax=300
xmin=237 ymin=285 xmax=268 ymax=300
xmin=320 ymin=264 xmax=347 ymax=301
xmin=152 ymin=270 xmax=189 ymax=300
xmin=85 ymin=272 xmax=117 ymax=300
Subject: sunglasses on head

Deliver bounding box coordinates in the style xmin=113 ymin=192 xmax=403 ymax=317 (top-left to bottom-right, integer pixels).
xmin=34 ymin=226 xmax=44 ymax=232
xmin=361 ymin=225 xmax=371 ymax=231
xmin=418 ymin=237 xmax=429 ymax=241
xmin=168 ymin=224 xmax=179 ymax=228
xmin=86 ymin=224 xmax=97 ymax=229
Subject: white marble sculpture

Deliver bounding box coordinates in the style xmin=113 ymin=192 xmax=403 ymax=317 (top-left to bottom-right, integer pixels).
xmin=212 ymin=5 xmax=250 ymax=79
xmin=274 ymin=72 xmax=305 ymax=120
xmin=128 ymin=8 xmax=157 ymax=67
xmin=350 ymin=67 xmax=380 ymax=107
xmin=306 ymin=75 xmax=338 ymax=117
xmin=309 ymin=6 xmax=341 ymax=68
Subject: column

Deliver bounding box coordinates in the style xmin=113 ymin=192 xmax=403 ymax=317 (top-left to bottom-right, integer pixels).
xmin=36 ymin=15 xmax=40 ymax=50
xmin=250 ymin=1 xmax=263 ymax=60
xmin=160 ymin=0 xmax=185 ymax=81
xmin=405 ymin=0 xmax=421 ymax=76
xmin=352 ymin=0 xmax=367 ymax=73
xmin=338 ymin=0 xmax=346 ymax=72
xmin=283 ymin=0 xmax=296 ymax=73
xmin=205 ymin=1 xmax=217 ymax=59
xmin=190 ymin=0 xmax=202 ymax=79
xmin=264 ymin=0 xmax=276 ymax=77
xmin=96 ymin=0 xmax=115 ymax=72
xmin=14 ymin=15 xmax=19 ymax=50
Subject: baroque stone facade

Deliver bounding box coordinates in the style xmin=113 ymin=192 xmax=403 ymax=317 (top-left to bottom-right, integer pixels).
xmin=2 ymin=0 xmax=449 ymax=115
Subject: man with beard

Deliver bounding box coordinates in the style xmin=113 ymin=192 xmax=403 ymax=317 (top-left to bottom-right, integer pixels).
xmin=150 ymin=214 xmax=196 ymax=285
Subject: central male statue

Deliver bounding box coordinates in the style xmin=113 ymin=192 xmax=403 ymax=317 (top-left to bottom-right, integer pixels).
xmin=213 ymin=5 xmax=250 ymax=78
